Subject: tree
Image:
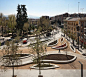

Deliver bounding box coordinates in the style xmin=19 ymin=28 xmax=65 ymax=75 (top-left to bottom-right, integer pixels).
xmin=71 ymin=33 xmax=76 ymax=46
xmin=8 ymin=15 xmax=16 ymax=37
xmin=38 ymin=16 xmax=52 ymax=39
xmin=0 ymin=32 xmax=22 ymax=77
xmin=28 ymin=29 xmax=46 ymax=77
xmin=38 ymin=16 xmax=50 ymax=32
xmin=23 ymin=22 xmax=29 ymax=37
xmin=16 ymin=4 xmax=28 ymax=35
xmin=0 ymin=13 xmax=4 ymax=36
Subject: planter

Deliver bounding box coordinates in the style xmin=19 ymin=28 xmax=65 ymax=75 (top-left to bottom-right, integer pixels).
xmin=2 ymin=53 xmax=33 ymax=67
xmin=40 ymin=54 xmax=77 ymax=64
xmin=38 ymin=75 xmax=43 ymax=77
xmin=52 ymin=43 xmax=67 ymax=50
xmin=60 ymin=38 xmax=64 ymax=42
xmin=30 ymin=63 xmax=59 ymax=70
xmin=12 ymin=75 xmax=17 ymax=77
xmin=70 ymin=44 xmax=76 ymax=53
xmin=23 ymin=40 xmax=27 ymax=44
xmin=48 ymin=40 xmax=58 ymax=47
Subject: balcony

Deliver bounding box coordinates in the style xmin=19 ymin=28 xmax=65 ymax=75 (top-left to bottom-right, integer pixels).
xmin=84 ymin=29 xmax=86 ymax=32
xmin=84 ymin=34 xmax=86 ymax=38
xmin=84 ymin=32 xmax=86 ymax=34
xmin=81 ymin=30 xmax=84 ymax=32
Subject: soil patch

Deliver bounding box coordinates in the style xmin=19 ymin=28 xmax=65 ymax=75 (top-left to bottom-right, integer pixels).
xmin=41 ymin=54 xmax=74 ymax=60
xmin=3 ymin=54 xmax=30 ymax=58
xmin=48 ymin=40 xmax=57 ymax=46
xmin=35 ymin=64 xmax=53 ymax=67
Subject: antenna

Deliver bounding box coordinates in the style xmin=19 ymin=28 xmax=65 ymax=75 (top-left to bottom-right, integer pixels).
xmin=81 ymin=8 xmax=84 ymax=14
xmin=68 ymin=4 xmax=69 ymax=13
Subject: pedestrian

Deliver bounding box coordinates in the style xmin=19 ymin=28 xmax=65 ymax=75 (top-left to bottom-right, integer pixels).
xmin=59 ymin=49 xmax=60 ymax=53
xmin=45 ymin=47 xmax=47 ymax=52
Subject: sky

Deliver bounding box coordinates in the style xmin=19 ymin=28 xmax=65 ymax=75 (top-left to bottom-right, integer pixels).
xmin=0 ymin=0 xmax=86 ymax=18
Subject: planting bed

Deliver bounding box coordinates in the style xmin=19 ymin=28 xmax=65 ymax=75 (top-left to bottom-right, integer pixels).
xmin=82 ymin=53 xmax=86 ymax=56
xmin=48 ymin=40 xmax=58 ymax=47
xmin=52 ymin=43 xmax=67 ymax=50
xmin=2 ymin=53 xmax=33 ymax=67
xmin=3 ymin=53 xmax=30 ymax=59
xmin=60 ymin=38 xmax=64 ymax=42
xmin=30 ymin=63 xmax=59 ymax=70
xmin=70 ymin=44 xmax=76 ymax=53
xmin=23 ymin=40 xmax=27 ymax=44
xmin=41 ymin=54 xmax=74 ymax=60
xmin=40 ymin=54 xmax=77 ymax=64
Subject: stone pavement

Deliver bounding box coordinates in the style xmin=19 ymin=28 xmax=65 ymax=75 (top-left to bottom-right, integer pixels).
xmin=0 ymin=69 xmax=86 ymax=77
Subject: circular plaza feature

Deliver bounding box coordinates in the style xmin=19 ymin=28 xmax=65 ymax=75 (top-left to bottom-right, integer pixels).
xmin=40 ymin=54 xmax=77 ymax=64
xmin=3 ymin=53 xmax=31 ymax=59
xmin=30 ymin=63 xmax=59 ymax=70
xmin=2 ymin=53 xmax=33 ymax=67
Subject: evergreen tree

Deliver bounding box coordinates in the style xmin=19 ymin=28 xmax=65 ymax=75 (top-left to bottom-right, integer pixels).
xmin=16 ymin=4 xmax=28 ymax=35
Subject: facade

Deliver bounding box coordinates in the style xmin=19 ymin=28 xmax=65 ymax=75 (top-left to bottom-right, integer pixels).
xmin=28 ymin=19 xmax=39 ymax=26
xmin=64 ymin=17 xmax=72 ymax=36
xmin=50 ymin=13 xmax=86 ymax=26
xmin=66 ymin=18 xmax=80 ymax=41
xmin=80 ymin=18 xmax=86 ymax=48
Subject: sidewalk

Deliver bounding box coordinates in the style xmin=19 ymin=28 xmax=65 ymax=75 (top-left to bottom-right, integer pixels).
xmin=0 ymin=69 xmax=86 ymax=77
xmin=62 ymin=33 xmax=86 ymax=55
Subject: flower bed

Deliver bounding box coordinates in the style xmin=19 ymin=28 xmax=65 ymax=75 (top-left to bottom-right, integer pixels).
xmin=23 ymin=40 xmax=27 ymax=44
xmin=70 ymin=44 xmax=76 ymax=53
xmin=52 ymin=43 xmax=67 ymax=50
xmin=60 ymin=37 xmax=64 ymax=42
xmin=48 ymin=40 xmax=58 ymax=47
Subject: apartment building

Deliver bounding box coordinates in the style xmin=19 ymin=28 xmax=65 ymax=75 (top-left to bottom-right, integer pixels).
xmin=64 ymin=17 xmax=72 ymax=33
xmin=28 ymin=19 xmax=39 ymax=26
xmin=66 ymin=18 xmax=80 ymax=41
xmin=80 ymin=18 xmax=86 ymax=47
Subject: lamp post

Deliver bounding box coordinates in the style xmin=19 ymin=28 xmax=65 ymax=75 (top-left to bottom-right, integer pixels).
xmin=78 ymin=61 xmax=83 ymax=77
xmin=81 ymin=8 xmax=84 ymax=14
xmin=78 ymin=2 xmax=80 ymax=17
xmin=78 ymin=2 xmax=80 ymax=13
xmin=77 ymin=26 xmax=79 ymax=50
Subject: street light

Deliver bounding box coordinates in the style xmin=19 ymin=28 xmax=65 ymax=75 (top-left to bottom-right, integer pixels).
xmin=78 ymin=61 xmax=83 ymax=77
xmin=77 ymin=26 xmax=80 ymax=50
xmin=78 ymin=2 xmax=80 ymax=17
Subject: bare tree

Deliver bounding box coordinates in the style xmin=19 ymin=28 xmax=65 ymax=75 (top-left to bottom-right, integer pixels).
xmin=23 ymin=22 xmax=29 ymax=38
xmin=8 ymin=15 xmax=16 ymax=38
xmin=28 ymin=29 xmax=46 ymax=77
xmin=0 ymin=32 xmax=22 ymax=77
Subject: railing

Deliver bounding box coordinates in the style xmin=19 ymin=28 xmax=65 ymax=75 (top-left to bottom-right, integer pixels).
xmin=84 ymin=34 xmax=86 ymax=39
xmin=84 ymin=32 xmax=86 ymax=34
xmin=84 ymin=28 xmax=86 ymax=29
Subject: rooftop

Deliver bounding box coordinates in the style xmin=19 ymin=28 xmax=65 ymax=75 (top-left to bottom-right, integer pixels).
xmin=67 ymin=18 xmax=80 ymax=21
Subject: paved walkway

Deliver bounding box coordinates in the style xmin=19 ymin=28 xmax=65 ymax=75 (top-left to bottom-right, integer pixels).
xmin=0 ymin=28 xmax=86 ymax=77
xmin=0 ymin=69 xmax=86 ymax=77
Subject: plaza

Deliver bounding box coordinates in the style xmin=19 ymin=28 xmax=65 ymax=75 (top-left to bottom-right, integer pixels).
xmin=0 ymin=28 xmax=86 ymax=77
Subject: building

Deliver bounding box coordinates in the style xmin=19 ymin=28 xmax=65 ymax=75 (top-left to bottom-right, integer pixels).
xmin=80 ymin=18 xmax=86 ymax=48
xmin=66 ymin=18 xmax=80 ymax=42
xmin=28 ymin=18 xmax=39 ymax=26
xmin=64 ymin=17 xmax=72 ymax=35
